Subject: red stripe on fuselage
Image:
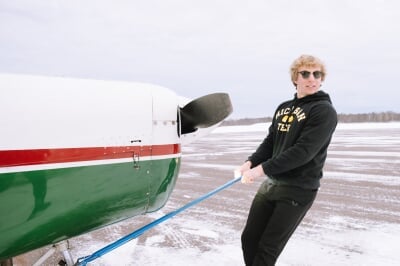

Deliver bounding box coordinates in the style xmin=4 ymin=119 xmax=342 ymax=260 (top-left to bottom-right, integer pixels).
xmin=0 ymin=144 xmax=181 ymax=167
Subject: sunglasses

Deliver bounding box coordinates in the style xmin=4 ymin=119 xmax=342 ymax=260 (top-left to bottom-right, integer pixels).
xmin=298 ymin=71 xmax=323 ymax=79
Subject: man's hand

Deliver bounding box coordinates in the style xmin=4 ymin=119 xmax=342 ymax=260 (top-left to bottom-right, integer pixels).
xmin=235 ymin=161 xmax=252 ymax=175
xmin=241 ymin=165 xmax=265 ymax=184
xmin=235 ymin=161 xmax=265 ymax=184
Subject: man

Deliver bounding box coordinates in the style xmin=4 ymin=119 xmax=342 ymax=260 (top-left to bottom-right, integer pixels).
xmin=236 ymin=55 xmax=337 ymax=265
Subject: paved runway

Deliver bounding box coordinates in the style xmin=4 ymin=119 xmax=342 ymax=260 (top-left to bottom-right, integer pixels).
xmin=15 ymin=123 xmax=400 ymax=265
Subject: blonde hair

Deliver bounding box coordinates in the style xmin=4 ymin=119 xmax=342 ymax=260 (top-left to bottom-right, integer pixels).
xmin=290 ymin=55 xmax=326 ymax=86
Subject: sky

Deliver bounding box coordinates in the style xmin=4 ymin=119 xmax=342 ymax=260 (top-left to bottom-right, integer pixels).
xmin=1 ymin=0 xmax=400 ymax=118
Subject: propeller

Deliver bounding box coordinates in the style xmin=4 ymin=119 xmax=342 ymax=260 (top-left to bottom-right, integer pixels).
xmin=179 ymin=93 xmax=233 ymax=134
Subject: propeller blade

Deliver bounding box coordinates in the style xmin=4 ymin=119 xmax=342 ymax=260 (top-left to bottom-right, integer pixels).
xmin=180 ymin=93 xmax=233 ymax=134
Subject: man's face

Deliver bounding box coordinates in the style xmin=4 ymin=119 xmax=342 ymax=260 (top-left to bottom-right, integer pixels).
xmin=295 ymin=66 xmax=323 ymax=98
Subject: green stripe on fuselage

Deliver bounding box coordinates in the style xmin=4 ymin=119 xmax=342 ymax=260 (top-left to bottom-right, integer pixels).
xmin=0 ymin=157 xmax=180 ymax=259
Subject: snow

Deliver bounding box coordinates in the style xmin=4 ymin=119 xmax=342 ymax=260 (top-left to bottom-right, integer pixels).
xmin=281 ymin=222 xmax=400 ymax=266
xmin=71 ymin=122 xmax=400 ymax=266
xmin=19 ymin=122 xmax=400 ymax=265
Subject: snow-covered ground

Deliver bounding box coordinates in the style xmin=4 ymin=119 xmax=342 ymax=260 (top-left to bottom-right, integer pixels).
xmin=15 ymin=122 xmax=400 ymax=265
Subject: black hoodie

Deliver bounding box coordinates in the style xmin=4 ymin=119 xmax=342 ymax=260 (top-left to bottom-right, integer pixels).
xmin=248 ymin=90 xmax=337 ymax=190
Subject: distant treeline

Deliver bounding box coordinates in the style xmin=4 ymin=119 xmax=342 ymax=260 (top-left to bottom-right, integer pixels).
xmin=222 ymin=111 xmax=400 ymax=126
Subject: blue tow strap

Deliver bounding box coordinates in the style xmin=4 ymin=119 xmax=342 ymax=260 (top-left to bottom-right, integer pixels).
xmin=76 ymin=176 xmax=242 ymax=265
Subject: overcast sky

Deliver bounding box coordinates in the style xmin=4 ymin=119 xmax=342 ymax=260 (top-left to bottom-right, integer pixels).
xmin=1 ymin=0 xmax=399 ymax=118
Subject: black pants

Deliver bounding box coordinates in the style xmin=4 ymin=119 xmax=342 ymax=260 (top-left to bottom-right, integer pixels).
xmin=241 ymin=181 xmax=317 ymax=266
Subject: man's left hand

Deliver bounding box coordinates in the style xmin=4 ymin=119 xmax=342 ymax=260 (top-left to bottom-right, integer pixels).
xmin=242 ymin=165 xmax=265 ymax=184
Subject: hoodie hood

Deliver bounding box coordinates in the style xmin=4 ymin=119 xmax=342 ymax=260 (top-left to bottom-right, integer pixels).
xmin=294 ymin=90 xmax=332 ymax=104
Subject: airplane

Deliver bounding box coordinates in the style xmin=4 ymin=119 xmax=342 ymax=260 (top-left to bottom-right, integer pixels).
xmin=0 ymin=73 xmax=233 ymax=265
